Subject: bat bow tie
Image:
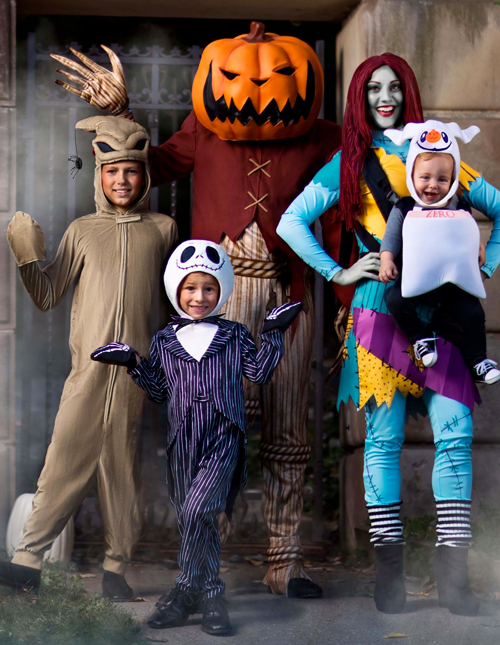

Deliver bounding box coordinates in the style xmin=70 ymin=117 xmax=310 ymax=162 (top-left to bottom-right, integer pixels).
xmin=171 ymin=314 xmax=225 ymax=329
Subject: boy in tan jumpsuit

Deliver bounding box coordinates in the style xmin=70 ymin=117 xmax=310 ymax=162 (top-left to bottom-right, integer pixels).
xmin=0 ymin=115 xmax=178 ymax=599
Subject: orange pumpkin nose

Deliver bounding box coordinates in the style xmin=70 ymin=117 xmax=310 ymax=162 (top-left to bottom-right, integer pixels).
xmin=426 ymin=129 xmax=441 ymax=143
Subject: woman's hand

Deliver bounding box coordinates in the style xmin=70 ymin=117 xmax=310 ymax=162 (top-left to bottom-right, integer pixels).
xmin=379 ymin=251 xmax=399 ymax=283
xmin=330 ymin=252 xmax=381 ymax=286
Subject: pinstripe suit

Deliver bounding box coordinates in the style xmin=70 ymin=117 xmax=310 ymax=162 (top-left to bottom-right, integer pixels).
xmin=129 ymin=319 xmax=284 ymax=597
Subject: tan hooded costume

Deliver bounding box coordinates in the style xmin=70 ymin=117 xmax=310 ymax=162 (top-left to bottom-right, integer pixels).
xmin=7 ymin=115 xmax=178 ymax=575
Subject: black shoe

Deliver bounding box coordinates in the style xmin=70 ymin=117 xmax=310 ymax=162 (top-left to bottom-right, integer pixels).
xmin=201 ymin=595 xmax=232 ymax=636
xmin=374 ymin=545 xmax=406 ymax=614
xmin=287 ymin=578 xmax=323 ymax=599
xmin=0 ymin=561 xmax=41 ymax=592
xmin=102 ymin=571 xmax=134 ymax=601
xmin=473 ymin=359 xmax=500 ymax=384
xmin=434 ymin=546 xmax=479 ymax=616
xmin=414 ymin=337 xmax=438 ymax=368
xmin=147 ymin=587 xmax=199 ymax=629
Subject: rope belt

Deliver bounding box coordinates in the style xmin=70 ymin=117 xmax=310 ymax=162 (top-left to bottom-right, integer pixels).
xmin=267 ymin=544 xmax=303 ymax=564
xmin=229 ymin=255 xmax=287 ymax=279
xmin=259 ymin=443 xmax=311 ymax=464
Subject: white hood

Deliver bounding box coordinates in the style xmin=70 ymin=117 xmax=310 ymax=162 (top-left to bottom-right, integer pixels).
xmin=164 ymin=239 xmax=235 ymax=318
xmin=384 ymin=120 xmax=480 ymax=208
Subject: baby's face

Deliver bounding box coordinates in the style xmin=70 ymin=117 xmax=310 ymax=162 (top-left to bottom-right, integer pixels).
xmin=178 ymin=272 xmax=220 ymax=319
xmin=412 ymin=155 xmax=453 ymax=205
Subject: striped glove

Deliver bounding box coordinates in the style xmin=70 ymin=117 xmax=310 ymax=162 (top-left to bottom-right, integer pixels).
xmin=51 ymin=45 xmax=130 ymax=117
xmin=91 ymin=342 xmax=138 ymax=369
xmin=262 ymin=302 xmax=303 ymax=333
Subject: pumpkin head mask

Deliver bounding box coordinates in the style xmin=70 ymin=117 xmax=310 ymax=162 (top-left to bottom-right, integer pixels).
xmin=192 ymin=22 xmax=324 ymax=142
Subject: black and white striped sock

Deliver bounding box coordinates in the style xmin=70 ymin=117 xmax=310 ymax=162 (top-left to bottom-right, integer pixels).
xmin=368 ymin=503 xmax=406 ymax=547
xmin=435 ymin=500 xmax=472 ymax=548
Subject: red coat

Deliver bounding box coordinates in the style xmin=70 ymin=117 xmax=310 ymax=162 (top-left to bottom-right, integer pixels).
xmin=149 ymin=111 xmax=341 ymax=301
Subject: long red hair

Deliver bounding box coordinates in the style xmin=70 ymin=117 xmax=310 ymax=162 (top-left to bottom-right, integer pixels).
xmin=339 ymin=53 xmax=423 ymax=230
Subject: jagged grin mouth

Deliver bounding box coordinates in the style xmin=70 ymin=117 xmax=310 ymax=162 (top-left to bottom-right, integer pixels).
xmin=203 ymin=61 xmax=316 ymax=127
xmin=175 ymin=259 xmax=225 ymax=272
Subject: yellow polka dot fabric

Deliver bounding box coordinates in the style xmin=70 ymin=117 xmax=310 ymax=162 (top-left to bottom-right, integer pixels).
xmin=357 ymin=344 xmax=424 ymax=409
xmin=342 ymin=313 xmax=354 ymax=362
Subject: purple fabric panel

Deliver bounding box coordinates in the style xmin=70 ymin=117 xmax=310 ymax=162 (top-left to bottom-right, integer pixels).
xmin=352 ymin=307 xmax=480 ymax=410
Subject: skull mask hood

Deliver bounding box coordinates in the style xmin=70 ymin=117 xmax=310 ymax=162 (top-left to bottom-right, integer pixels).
xmin=76 ymin=115 xmax=151 ymax=216
xmin=164 ymin=239 xmax=235 ymax=318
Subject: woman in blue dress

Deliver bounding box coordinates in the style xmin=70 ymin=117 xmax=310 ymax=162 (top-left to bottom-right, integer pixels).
xmin=277 ymin=53 xmax=500 ymax=616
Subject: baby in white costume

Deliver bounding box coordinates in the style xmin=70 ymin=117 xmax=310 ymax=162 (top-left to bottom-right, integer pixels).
xmin=379 ymin=120 xmax=500 ymax=384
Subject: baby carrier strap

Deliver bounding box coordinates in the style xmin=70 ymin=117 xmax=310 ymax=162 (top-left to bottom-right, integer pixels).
xmin=361 ymin=148 xmax=401 ymax=221
xmin=356 ymin=149 xmax=401 ymax=254
xmin=398 ymin=194 xmax=472 ymax=218
xmin=397 ymin=196 xmax=416 ymax=217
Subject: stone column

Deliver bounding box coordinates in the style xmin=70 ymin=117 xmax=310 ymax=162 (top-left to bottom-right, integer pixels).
xmin=335 ymin=0 xmax=500 ymax=552
xmin=0 ymin=0 xmax=16 ymax=550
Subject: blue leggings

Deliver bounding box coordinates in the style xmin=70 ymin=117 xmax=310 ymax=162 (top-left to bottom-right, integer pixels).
xmin=364 ymin=389 xmax=473 ymax=507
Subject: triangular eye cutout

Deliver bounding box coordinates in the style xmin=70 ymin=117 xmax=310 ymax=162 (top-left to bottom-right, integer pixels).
xmin=133 ymin=139 xmax=147 ymax=151
xmin=96 ymin=142 xmax=116 ymax=153
xmin=206 ymin=246 xmax=220 ymax=264
xmin=220 ymin=69 xmax=240 ymax=81
xmin=275 ymin=66 xmax=295 ymax=76
xmin=180 ymin=246 xmax=196 ymax=263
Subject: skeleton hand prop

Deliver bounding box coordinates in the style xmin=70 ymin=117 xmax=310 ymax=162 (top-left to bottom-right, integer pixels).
xmin=262 ymin=302 xmax=303 ymax=333
xmin=91 ymin=342 xmax=139 ymax=369
xmin=331 ymin=252 xmax=381 ymax=286
xmin=51 ymin=45 xmax=130 ymax=117
xmin=7 ymin=211 xmax=46 ymax=266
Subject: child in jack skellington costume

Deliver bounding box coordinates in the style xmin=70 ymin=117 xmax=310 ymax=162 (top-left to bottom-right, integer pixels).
xmin=92 ymin=239 xmax=302 ymax=636
xmin=380 ymin=120 xmax=500 ymax=384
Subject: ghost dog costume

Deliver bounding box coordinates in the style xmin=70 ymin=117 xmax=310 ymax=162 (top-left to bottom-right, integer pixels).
xmin=92 ymin=239 xmax=302 ymax=633
xmin=381 ymin=120 xmax=497 ymax=382
xmin=384 ymin=121 xmax=485 ymax=299
xmin=4 ymin=115 xmax=177 ymax=594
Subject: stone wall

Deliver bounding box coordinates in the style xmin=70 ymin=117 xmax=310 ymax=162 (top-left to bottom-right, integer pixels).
xmin=335 ymin=0 xmax=500 ymax=552
xmin=0 ymin=0 xmax=16 ymax=551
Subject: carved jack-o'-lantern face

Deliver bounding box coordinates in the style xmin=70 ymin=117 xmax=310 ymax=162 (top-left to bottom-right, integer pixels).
xmin=192 ymin=22 xmax=324 ymax=141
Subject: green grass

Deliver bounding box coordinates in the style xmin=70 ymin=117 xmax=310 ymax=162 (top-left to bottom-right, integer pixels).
xmin=0 ymin=563 xmax=146 ymax=645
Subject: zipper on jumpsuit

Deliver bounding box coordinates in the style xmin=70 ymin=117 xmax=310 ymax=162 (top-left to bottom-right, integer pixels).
xmin=104 ymin=222 xmax=128 ymax=424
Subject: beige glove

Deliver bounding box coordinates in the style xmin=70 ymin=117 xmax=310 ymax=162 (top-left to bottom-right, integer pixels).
xmin=7 ymin=211 xmax=46 ymax=266
xmin=51 ymin=45 xmax=131 ymax=117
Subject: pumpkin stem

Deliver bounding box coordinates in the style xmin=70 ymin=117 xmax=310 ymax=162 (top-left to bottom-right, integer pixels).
xmin=242 ymin=21 xmax=273 ymax=43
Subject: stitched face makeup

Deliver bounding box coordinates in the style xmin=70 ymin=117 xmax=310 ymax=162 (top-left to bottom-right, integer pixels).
xmin=366 ymin=65 xmax=403 ymax=130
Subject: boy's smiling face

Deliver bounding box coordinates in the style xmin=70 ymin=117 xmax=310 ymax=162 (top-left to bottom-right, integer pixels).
xmin=101 ymin=161 xmax=144 ymax=212
xmin=178 ymin=272 xmax=220 ymax=319
xmin=412 ymin=154 xmax=453 ymax=205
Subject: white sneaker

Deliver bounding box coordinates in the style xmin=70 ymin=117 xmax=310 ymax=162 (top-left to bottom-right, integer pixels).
xmin=414 ymin=337 xmax=438 ymax=368
xmin=473 ymin=359 xmax=500 ymax=384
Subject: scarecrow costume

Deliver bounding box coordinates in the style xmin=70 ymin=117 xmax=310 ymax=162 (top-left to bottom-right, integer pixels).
xmin=1 ymin=116 xmax=177 ymax=599
xmin=92 ymin=240 xmax=302 ymax=635
xmin=52 ymin=25 xmax=342 ymax=596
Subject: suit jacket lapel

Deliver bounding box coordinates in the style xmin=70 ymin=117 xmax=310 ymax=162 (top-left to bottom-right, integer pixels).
xmin=158 ymin=325 xmax=196 ymax=362
xmin=201 ymin=319 xmax=237 ymax=359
